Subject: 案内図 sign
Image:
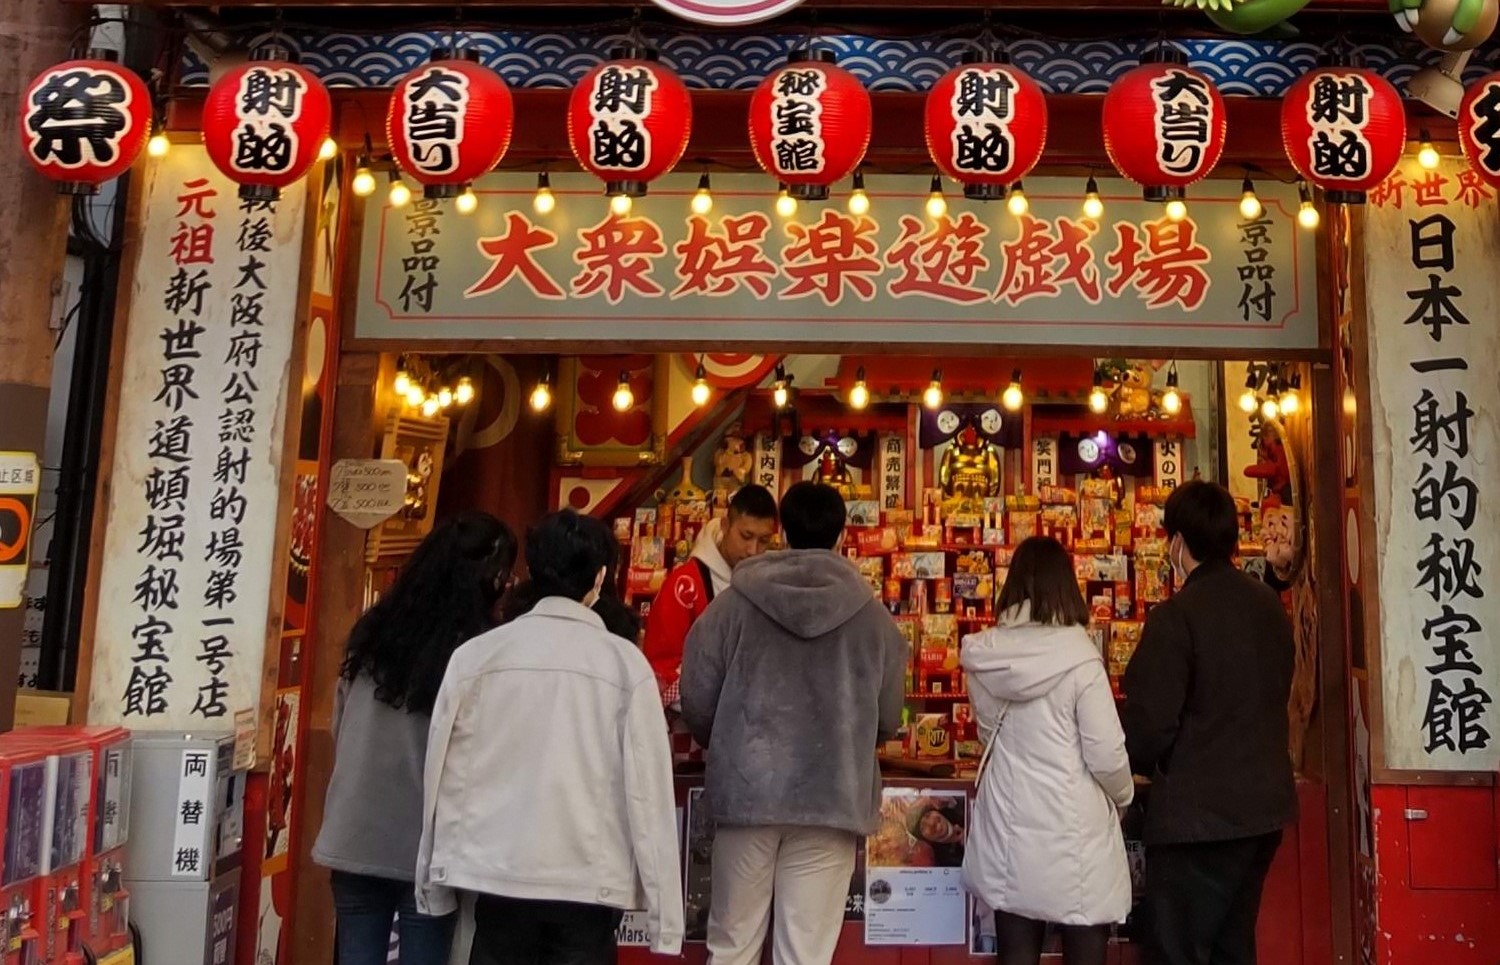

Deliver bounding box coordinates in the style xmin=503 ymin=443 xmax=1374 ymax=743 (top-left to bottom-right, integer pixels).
xmin=1364 ymin=156 xmax=1500 ymax=772
xmin=354 ymin=172 xmax=1318 ymax=351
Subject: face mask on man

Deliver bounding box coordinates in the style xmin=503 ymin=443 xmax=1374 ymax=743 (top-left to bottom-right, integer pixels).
xmin=1168 ymin=534 xmax=1188 ymax=585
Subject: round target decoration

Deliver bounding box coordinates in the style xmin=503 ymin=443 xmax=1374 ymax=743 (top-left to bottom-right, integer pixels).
xmin=1101 ymin=49 xmax=1227 ymax=201
xmin=1458 ymin=72 xmax=1500 ymax=187
xmin=678 ymin=353 xmax=780 ymax=390
xmin=202 ymin=45 xmax=332 ymax=202
xmin=386 ymin=49 xmax=514 ymax=199
xmin=925 ymin=58 xmax=1047 ymax=201
xmin=567 ymin=50 xmax=692 ymax=198
xmin=747 ymin=49 xmax=871 ymax=200
xmin=1281 ymin=65 xmax=1405 ymax=204
xmin=20 ymin=52 xmax=152 ymax=195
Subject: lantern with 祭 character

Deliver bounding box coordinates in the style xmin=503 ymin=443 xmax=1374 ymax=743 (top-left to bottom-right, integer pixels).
xmin=1280 ymin=60 xmax=1405 ymax=204
xmin=1458 ymin=72 xmax=1500 ymax=187
xmin=201 ymin=45 xmax=332 ymax=202
xmin=386 ymin=48 xmax=514 ymax=199
xmin=748 ymin=49 xmax=871 ymax=201
xmin=924 ymin=55 xmax=1047 ymax=201
xmin=567 ymin=48 xmax=692 ymax=200
xmin=20 ymin=50 xmax=152 ymax=195
xmin=1102 ymin=48 xmax=1226 ymax=204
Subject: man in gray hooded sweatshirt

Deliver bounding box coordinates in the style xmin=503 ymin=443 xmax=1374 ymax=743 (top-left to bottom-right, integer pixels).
xmin=681 ymin=481 xmax=908 ymax=965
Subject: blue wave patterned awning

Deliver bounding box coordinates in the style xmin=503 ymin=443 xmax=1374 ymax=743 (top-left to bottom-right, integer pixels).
xmin=179 ymin=30 xmax=1488 ymax=96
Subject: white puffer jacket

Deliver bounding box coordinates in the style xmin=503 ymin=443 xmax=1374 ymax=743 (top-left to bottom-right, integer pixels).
xmin=960 ymin=605 xmax=1135 ymax=926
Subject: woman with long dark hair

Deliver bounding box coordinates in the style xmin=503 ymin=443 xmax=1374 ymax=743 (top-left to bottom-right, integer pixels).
xmin=314 ymin=511 xmax=517 ymax=965
xmin=960 ymin=536 xmax=1133 ymax=965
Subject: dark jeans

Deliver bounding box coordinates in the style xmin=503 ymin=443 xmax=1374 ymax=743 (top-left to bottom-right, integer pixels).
xmin=994 ymin=910 xmax=1109 ymax=965
xmin=1143 ymin=830 xmax=1284 ymax=965
xmin=470 ymin=894 xmax=624 ymax=965
xmin=330 ymin=870 xmax=455 ymax=965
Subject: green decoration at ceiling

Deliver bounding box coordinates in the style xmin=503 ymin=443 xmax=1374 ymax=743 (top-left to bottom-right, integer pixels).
xmin=1160 ymin=0 xmax=1315 ymax=37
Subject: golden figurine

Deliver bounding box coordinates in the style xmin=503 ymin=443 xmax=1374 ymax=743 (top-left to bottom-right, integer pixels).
xmin=813 ymin=445 xmax=856 ymax=498
xmin=939 ymin=423 xmax=1002 ymax=506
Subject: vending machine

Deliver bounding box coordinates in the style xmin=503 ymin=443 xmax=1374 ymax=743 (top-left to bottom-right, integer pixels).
xmin=16 ymin=728 xmax=132 ymax=962
xmin=123 ymin=734 xmax=242 ymax=965
xmin=0 ymin=741 xmax=49 ymax=965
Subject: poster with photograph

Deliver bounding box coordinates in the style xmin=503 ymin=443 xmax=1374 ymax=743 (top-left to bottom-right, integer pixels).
xmin=864 ymin=788 xmax=968 ymax=946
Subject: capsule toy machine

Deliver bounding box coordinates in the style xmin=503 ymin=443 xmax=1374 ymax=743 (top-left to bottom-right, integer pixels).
xmin=0 ymin=739 xmax=50 ymax=965
xmin=7 ymin=732 xmax=93 ymax=964
xmin=16 ymin=729 xmax=131 ymax=963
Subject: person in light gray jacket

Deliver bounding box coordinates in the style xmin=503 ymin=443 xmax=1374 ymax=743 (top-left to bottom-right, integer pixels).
xmin=681 ymin=482 xmax=907 ymax=965
xmin=313 ymin=513 xmax=517 ymax=965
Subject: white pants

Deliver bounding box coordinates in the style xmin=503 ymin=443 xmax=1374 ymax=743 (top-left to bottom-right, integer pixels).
xmin=707 ymin=825 xmax=857 ymax=965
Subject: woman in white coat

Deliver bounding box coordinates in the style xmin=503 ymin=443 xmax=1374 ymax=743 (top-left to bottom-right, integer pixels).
xmin=961 ymin=536 xmax=1135 ymax=965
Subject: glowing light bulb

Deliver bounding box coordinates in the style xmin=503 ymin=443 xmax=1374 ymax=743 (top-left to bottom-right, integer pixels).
xmin=438 ymin=387 xmax=454 ymax=409
xmin=405 ymin=383 xmax=426 ymax=407
xmin=1418 ymin=131 xmax=1440 ymax=171
xmin=925 ymin=175 xmax=947 ymax=219
xmin=388 ymin=176 xmax=412 ymax=208
xmin=848 ymin=187 xmax=870 ymax=216
xmin=351 ymin=166 xmax=376 ymax=197
xmin=455 ymin=377 xmax=475 ymax=405
xmin=1165 ymin=198 xmax=1188 ymax=223
xmin=1279 ymin=388 xmax=1300 ymax=416
xmin=1298 ymin=200 xmax=1320 ymax=230
xmin=455 ymin=188 xmax=478 ymax=215
xmin=1007 ymin=182 xmax=1029 ymax=217
xmin=1260 ymin=396 xmax=1279 ymax=421
xmin=421 ymin=396 xmax=441 ymax=418
xmin=1238 ymin=178 xmax=1262 ymax=220
xmin=1238 ymin=389 xmax=1258 ymax=414
xmin=773 ymin=382 xmax=790 ymax=409
xmin=775 ymin=186 xmax=797 ymax=219
xmin=1089 ymin=386 xmax=1110 ymax=414
xmin=533 ymin=172 xmax=556 ymax=215
xmin=610 ymin=192 xmax=633 ymax=216
xmin=147 ymin=131 xmax=170 ymax=158
xmin=319 ymin=137 xmax=338 ymax=161
xmin=1162 ymin=387 xmax=1183 ymax=415
xmin=849 ymin=378 xmax=870 ymax=410
xmin=691 ymin=363 xmax=711 ymax=407
xmin=612 ymin=374 xmax=635 ymax=412
xmin=529 ymin=380 xmax=552 ymax=413
xmin=923 ymin=371 xmax=944 ymax=410
xmin=1082 ymin=178 xmax=1104 ymax=220
xmin=692 ymin=173 xmax=713 ymax=216
xmin=1002 ymin=370 xmax=1024 ymax=412
xmin=394 ymin=371 xmax=411 ymax=397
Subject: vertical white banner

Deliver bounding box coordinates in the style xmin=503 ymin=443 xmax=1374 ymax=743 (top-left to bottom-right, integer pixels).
xmin=879 ymin=433 xmax=907 ymax=511
xmin=1031 ymin=436 xmax=1058 ymax=488
xmin=1364 ymin=157 xmax=1500 ymax=771
xmin=1154 ymin=437 xmax=1185 ymax=490
xmin=753 ymin=432 xmax=782 ymax=500
xmin=89 ymin=146 xmax=306 ymax=730
xmin=172 ymin=748 xmax=214 ymax=878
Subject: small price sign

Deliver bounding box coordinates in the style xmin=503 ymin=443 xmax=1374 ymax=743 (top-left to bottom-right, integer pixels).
xmin=326 ymin=459 xmax=408 ymax=529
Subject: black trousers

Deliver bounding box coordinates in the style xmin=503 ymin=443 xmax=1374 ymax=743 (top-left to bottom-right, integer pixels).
xmin=994 ymin=910 xmax=1109 ymax=965
xmin=470 ymin=895 xmax=624 ymax=965
xmin=1143 ymin=830 xmax=1284 ymax=965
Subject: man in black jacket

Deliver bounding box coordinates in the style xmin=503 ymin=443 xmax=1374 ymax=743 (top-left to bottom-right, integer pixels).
xmin=1122 ymin=480 xmax=1297 ymax=965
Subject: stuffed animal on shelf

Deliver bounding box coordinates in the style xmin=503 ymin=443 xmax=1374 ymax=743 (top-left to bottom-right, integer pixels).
xmin=1114 ymin=364 xmax=1154 ymax=419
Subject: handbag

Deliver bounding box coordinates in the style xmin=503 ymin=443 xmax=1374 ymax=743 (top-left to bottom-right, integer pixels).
xmin=973 ymin=698 xmax=1011 ymax=786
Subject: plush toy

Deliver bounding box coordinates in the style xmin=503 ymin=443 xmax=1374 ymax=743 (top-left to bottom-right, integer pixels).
xmin=1114 ymin=364 xmax=1154 ymax=419
xmin=713 ymin=424 xmax=753 ymax=488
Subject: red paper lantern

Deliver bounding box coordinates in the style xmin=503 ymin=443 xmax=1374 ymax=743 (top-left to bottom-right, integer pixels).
xmin=748 ymin=49 xmax=871 ymax=200
xmin=20 ymin=52 xmax=152 ymax=195
xmin=1102 ymin=50 xmax=1227 ymax=202
xmin=1458 ymin=72 xmax=1500 ymax=187
xmin=567 ymin=50 xmax=692 ymax=198
xmin=1281 ymin=64 xmax=1405 ymax=204
xmin=202 ymin=46 xmax=331 ymax=202
xmin=925 ymin=58 xmax=1048 ymax=201
xmin=386 ymin=49 xmax=515 ymax=199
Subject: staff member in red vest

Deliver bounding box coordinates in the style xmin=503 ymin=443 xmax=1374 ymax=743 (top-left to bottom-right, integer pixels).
xmin=644 ymin=484 xmax=778 ymax=708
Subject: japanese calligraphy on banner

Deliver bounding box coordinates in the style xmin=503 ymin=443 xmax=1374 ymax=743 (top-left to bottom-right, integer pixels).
xmin=753 ymin=431 xmax=781 ymax=499
xmin=1364 ymin=157 xmax=1500 ymax=771
xmin=879 ymin=434 xmax=906 ymax=511
xmin=89 ymin=145 xmax=306 ymax=731
xmin=1032 ymin=436 xmax=1058 ymax=488
xmin=355 ymin=172 xmax=1317 ymax=350
xmin=1154 ymin=437 xmax=1185 ymax=489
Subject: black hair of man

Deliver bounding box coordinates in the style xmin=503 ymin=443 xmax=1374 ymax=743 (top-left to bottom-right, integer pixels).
xmin=778 ymin=481 xmax=846 ymax=551
xmin=525 ymin=510 xmax=613 ymax=602
xmin=1163 ymin=479 xmax=1240 ymax=565
xmin=728 ymin=483 xmax=778 ymax=523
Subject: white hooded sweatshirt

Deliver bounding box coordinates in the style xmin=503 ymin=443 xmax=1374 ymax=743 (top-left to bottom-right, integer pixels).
xmin=690 ymin=517 xmax=733 ymax=596
xmin=960 ymin=604 xmax=1135 ymax=926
